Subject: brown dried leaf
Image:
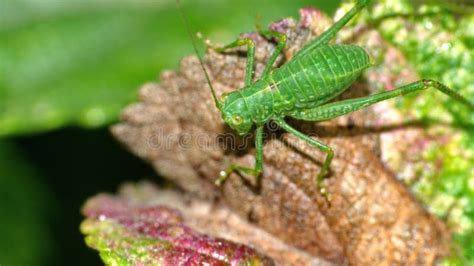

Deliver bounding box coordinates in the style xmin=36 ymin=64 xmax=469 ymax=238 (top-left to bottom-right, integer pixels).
xmin=112 ymin=8 xmax=450 ymax=265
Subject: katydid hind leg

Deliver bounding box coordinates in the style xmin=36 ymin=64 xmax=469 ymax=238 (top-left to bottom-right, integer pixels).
xmin=215 ymin=125 xmax=264 ymax=186
xmin=290 ymin=79 xmax=474 ymax=122
xmin=294 ymin=0 xmax=370 ymax=59
xmin=274 ymin=118 xmax=334 ymax=201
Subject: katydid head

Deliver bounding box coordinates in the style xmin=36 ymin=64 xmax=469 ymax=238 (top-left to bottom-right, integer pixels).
xmin=221 ymin=93 xmax=252 ymax=135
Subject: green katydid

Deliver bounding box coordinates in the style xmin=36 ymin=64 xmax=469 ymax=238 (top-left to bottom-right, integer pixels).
xmin=178 ymin=0 xmax=474 ymax=199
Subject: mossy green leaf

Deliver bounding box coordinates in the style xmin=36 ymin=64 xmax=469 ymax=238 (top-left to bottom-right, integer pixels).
xmin=342 ymin=0 xmax=473 ymax=263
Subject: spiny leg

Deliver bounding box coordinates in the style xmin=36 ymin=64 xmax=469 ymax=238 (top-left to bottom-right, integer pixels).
xmin=215 ymin=125 xmax=264 ymax=186
xmin=274 ymin=118 xmax=334 ymax=201
xmin=290 ymin=79 xmax=474 ymax=122
xmin=258 ymin=30 xmax=287 ymax=77
xmin=211 ymin=38 xmax=256 ymax=86
xmin=294 ymin=0 xmax=370 ymax=58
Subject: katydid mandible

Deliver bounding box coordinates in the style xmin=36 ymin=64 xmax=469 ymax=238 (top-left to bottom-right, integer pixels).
xmin=178 ymin=0 xmax=474 ymax=199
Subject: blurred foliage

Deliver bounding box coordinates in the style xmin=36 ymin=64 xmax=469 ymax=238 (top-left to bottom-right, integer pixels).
xmin=340 ymin=0 xmax=473 ymax=264
xmin=418 ymin=0 xmax=474 ymax=14
xmin=0 ymin=0 xmax=340 ymax=137
xmin=0 ymin=141 xmax=53 ymax=265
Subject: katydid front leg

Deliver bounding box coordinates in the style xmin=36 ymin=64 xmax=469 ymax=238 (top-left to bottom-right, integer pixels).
xmin=211 ymin=30 xmax=288 ymax=82
xmin=215 ymin=125 xmax=264 ymax=186
xmin=211 ymin=38 xmax=256 ymax=85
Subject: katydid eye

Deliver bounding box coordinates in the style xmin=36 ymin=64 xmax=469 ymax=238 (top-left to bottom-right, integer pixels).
xmin=221 ymin=93 xmax=229 ymax=102
xmin=232 ymin=115 xmax=242 ymax=125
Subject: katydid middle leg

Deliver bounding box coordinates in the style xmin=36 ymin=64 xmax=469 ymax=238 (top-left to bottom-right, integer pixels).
xmin=294 ymin=0 xmax=370 ymax=58
xmin=274 ymin=118 xmax=334 ymax=200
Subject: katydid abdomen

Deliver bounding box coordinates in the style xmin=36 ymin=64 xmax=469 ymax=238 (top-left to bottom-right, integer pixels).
xmin=271 ymin=44 xmax=371 ymax=111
